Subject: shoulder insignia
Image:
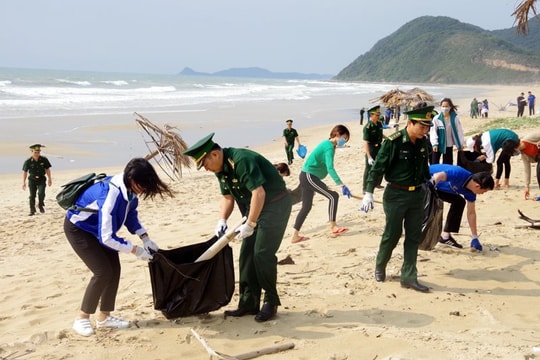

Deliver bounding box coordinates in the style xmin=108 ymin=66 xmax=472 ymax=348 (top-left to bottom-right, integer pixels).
xmin=388 ymin=132 xmax=402 ymax=141
xmin=227 ymin=158 xmax=235 ymax=170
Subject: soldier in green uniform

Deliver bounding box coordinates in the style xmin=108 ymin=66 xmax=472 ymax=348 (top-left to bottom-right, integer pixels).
xmin=282 ymin=119 xmax=301 ymax=165
xmin=362 ymin=105 xmax=386 ymax=193
xmin=184 ymin=133 xmax=292 ymax=322
xmin=22 ymin=144 xmax=52 ymax=216
xmin=361 ymin=106 xmax=437 ymax=293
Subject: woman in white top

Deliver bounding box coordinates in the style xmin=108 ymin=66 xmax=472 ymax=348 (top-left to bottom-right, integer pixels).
xmin=430 ymin=98 xmax=465 ymax=165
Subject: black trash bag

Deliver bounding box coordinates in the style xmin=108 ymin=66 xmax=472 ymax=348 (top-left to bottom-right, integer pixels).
xmin=148 ymin=236 xmax=235 ymax=319
xmin=419 ymin=183 xmax=444 ymax=251
xmin=457 ymin=150 xmax=492 ymax=174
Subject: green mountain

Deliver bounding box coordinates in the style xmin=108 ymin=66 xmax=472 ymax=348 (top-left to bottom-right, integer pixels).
xmin=334 ymin=16 xmax=540 ymax=84
xmin=491 ymin=15 xmax=540 ymax=50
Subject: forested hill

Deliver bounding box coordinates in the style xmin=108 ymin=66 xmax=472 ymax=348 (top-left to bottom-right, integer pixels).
xmin=334 ymin=16 xmax=540 ymax=84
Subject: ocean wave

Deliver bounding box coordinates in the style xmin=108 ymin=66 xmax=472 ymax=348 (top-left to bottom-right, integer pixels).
xmin=0 ymin=80 xmax=12 ymax=87
xmin=101 ymin=80 xmax=129 ymax=86
xmin=56 ymin=78 xmax=92 ymax=86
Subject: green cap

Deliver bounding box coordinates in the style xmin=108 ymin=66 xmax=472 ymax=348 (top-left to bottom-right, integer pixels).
xmin=285 ymin=119 xmax=293 ymax=124
xmin=405 ymin=106 xmax=434 ymax=126
xmin=183 ymin=133 xmax=216 ymax=169
xmin=367 ymin=105 xmax=380 ymax=115
xmin=29 ymin=144 xmax=45 ymax=151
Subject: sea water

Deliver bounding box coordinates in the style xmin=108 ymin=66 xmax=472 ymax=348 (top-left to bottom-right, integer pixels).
xmin=0 ymin=67 xmax=487 ymax=173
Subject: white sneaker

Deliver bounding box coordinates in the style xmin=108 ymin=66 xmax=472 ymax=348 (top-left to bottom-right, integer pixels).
xmin=95 ymin=315 xmax=130 ymax=329
xmin=73 ymin=318 xmax=95 ymax=337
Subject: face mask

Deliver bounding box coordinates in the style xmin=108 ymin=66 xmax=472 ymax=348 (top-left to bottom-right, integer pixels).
xmin=337 ymin=136 xmax=347 ymax=147
xmin=441 ymin=107 xmax=450 ymax=113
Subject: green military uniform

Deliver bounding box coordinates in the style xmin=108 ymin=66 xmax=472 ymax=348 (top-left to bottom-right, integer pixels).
xmin=22 ymin=144 xmax=52 ymax=214
xmin=283 ymin=120 xmax=299 ymax=165
xmin=363 ymin=105 xmax=384 ymax=192
xmin=184 ymin=133 xmax=292 ymax=311
xmin=365 ymin=113 xmax=431 ymax=283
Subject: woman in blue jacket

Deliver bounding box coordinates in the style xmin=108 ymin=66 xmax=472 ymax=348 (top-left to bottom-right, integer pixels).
xmin=64 ymin=158 xmax=174 ymax=337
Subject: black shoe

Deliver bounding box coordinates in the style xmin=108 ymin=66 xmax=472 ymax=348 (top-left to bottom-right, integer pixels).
xmin=39 ymin=205 xmax=45 ymax=213
xmin=28 ymin=211 xmax=35 ymax=216
xmin=438 ymin=236 xmax=463 ymax=249
xmin=254 ymin=303 xmax=277 ymax=322
xmin=400 ymin=280 xmax=430 ymax=293
xmin=375 ymin=267 xmax=386 ymax=282
xmin=224 ymin=307 xmax=259 ymax=317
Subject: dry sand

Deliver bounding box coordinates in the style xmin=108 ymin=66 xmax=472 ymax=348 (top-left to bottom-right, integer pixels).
xmin=1 ymin=84 xmax=540 ymax=360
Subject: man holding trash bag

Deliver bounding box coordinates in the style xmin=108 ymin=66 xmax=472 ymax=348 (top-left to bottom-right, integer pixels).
xmin=283 ymin=119 xmax=302 ymax=165
xmin=184 ymin=133 xmax=292 ymax=322
xmin=361 ymin=106 xmax=435 ymax=293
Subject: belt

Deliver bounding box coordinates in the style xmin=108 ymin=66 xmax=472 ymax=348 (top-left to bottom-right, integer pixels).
xmin=388 ymin=183 xmax=423 ymax=192
xmin=369 ymin=143 xmax=380 ymax=147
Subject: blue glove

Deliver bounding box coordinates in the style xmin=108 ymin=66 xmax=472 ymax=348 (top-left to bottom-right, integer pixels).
xmin=360 ymin=192 xmax=374 ymax=213
xmin=342 ymin=185 xmax=352 ymax=199
xmin=470 ymin=237 xmax=483 ymax=251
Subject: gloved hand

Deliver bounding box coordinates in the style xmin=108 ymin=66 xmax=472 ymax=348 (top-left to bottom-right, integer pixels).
xmin=342 ymin=185 xmax=352 ymax=199
xmin=142 ymin=236 xmax=159 ymax=252
xmin=470 ymin=237 xmax=483 ymax=251
xmin=368 ymin=157 xmax=375 ymax=166
xmin=360 ymin=192 xmax=374 ymax=213
xmin=236 ymin=223 xmax=255 ymax=240
xmin=134 ymin=245 xmax=153 ymax=261
xmin=215 ymin=219 xmax=228 ymax=238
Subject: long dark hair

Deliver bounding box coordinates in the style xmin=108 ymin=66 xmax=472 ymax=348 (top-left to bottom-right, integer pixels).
xmin=123 ymin=158 xmax=175 ymax=200
xmin=440 ymin=97 xmax=458 ymax=113
xmin=471 ymin=134 xmax=483 ymax=153
xmin=501 ymin=139 xmax=520 ymax=156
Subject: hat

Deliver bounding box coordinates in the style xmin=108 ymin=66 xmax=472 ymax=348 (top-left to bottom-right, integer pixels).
xmin=29 ymin=144 xmax=45 ymax=151
xmin=367 ymin=105 xmax=381 ymax=115
xmin=405 ymin=106 xmax=435 ymax=126
xmin=183 ymin=133 xmax=216 ymax=169
xmin=285 ymin=119 xmax=293 ymax=124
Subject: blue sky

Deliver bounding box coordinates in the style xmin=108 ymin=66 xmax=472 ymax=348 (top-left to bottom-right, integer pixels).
xmin=0 ymin=0 xmax=522 ymax=75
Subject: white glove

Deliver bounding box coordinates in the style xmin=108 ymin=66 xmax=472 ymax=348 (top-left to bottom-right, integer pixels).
xmin=368 ymin=157 xmax=375 ymax=166
xmin=236 ymin=223 xmax=255 ymax=240
xmin=215 ymin=219 xmax=228 ymax=238
xmin=142 ymin=236 xmax=159 ymax=252
xmin=360 ymin=192 xmax=374 ymax=213
xmin=134 ymin=245 xmax=153 ymax=261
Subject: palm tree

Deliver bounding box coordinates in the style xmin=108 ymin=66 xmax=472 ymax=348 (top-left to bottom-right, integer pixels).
xmin=513 ymin=0 xmax=538 ymax=34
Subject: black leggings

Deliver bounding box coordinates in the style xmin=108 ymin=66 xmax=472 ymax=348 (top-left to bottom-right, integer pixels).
xmin=495 ymin=151 xmax=511 ymax=180
xmin=64 ymin=218 xmax=121 ymax=314
xmin=293 ymin=171 xmax=339 ymax=231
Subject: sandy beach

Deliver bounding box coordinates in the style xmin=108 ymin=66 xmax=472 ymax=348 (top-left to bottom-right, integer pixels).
xmin=1 ymin=83 xmax=540 ymax=360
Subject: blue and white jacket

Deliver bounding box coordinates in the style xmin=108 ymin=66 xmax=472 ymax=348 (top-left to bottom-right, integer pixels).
xmin=66 ymin=174 xmax=146 ymax=254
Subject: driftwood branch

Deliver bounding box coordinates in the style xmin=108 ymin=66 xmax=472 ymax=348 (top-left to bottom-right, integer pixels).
xmin=190 ymin=328 xmax=294 ymax=360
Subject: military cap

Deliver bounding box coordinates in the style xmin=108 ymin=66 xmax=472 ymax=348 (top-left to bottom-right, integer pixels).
xmin=367 ymin=105 xmax=381 ymax=115
xmin=183 ymin=133 xmax=216 ymax=169
xmin=29 ymin=144 xmax=45 ymax=151
xmin=285 ymin=119 xmax=293 ymax=124
xmin=405 ymin=106 xmax=435 ymax=126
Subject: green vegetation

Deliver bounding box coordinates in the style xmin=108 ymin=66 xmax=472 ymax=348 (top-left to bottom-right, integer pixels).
xmin=335 ymin=16 xmax=540 ymax=84
xmin=466 ymin=115 xmax=540 ymax=136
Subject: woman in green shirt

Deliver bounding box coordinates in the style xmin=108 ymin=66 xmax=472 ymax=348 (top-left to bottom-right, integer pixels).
xmin=291 ymin=125 xmax=351 ymax=243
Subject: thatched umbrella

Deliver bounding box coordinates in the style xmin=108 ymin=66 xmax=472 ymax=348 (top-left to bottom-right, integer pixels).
xmin=372 ymin=87 xmax=434 ymax=108
xmin=134 ymin=112 xmax=192 ymax=181
xmin=513 ymin=0 xmax=538 ymax=35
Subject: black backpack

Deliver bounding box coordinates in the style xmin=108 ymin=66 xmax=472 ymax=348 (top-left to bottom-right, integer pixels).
xmin=56 ymin=173 xmax=108 ymax=212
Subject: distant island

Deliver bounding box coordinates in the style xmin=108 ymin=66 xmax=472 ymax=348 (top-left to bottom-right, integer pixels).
xmin=178 ymin=66 xmax=333 ymax=80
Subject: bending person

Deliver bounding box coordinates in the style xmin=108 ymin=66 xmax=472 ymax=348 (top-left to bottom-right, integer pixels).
xmin=430 ymin=164 xmax=494 ymax=251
